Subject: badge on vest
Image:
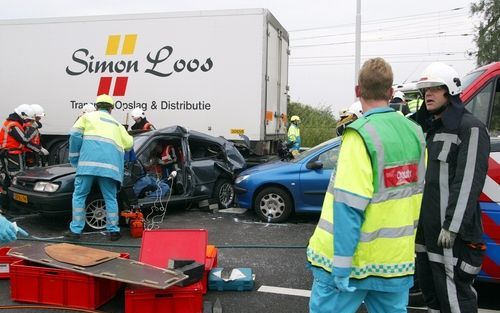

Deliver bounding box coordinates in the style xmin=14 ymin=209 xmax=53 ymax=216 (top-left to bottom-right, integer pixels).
xmin=383 ymin=163 xmax=418 ymax=187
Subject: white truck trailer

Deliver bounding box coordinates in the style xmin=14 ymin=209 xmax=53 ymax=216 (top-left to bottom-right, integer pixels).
xmin=0 ymin=8 xmax=289 ymax=158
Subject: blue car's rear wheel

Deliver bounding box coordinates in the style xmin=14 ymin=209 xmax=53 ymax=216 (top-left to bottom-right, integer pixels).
xmin=254 ymin=187 xmax=292 ymax=223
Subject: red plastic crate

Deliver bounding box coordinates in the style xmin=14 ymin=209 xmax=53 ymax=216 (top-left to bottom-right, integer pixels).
xmin=125 ymin=282 xmax=203 ymax=313
xmin=140 ymin=229 xmax=207 ymax=266
xmin=0 ymin=247 xmax=18 ymax=279
xmin=10 ymin=253 xmax=129 ymax=309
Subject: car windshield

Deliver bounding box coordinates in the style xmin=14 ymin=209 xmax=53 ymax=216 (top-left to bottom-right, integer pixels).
xmin=290 ymin=137 xmax=341 ymax=163
xmin=461 ymin=69 xmax=486 ymax=91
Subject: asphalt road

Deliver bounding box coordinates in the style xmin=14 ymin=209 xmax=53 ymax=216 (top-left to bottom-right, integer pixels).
xmin=0 ymin=206 xmax=499 ymax=313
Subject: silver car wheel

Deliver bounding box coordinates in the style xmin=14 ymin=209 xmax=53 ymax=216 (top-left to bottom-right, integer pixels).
xmin=259 ymin=192 xmax=285 ymax=219
xmin=85 ymin=198 xmax=107 ymax=230
xmin=218 ymin=182 xmax=235 ymax=208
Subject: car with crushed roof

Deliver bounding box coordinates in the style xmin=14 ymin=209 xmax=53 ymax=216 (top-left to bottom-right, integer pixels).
xmin=7 ymin=125 xmax=246 ymax=230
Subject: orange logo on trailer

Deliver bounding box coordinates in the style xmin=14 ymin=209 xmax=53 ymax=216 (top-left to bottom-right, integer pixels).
xmin=97 ymin=34 xmax=138 ymax=97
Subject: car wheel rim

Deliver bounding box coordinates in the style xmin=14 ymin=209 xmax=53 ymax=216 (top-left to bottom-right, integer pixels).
xmin=219 ymin=183 xmax=234 ymax=208
xmin=259 ymin=193 xmax=285 ymax=219
xmin=86 ymin=199 xmax=107 ymax=230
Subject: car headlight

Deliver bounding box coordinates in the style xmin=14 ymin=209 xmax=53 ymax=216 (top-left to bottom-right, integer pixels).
xmin=235 ymin=175 xmax=249 ymax=184
xmin=34 ymin=181 xmax=60 ymax=192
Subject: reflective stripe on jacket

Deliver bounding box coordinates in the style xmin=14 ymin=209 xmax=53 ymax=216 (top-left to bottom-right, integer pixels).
xmin=22 ymin=121 xmax=41 ymax=152
xmin=287 ymin=124 xmax=301 ymax=151
xmin=69 ymin=110 xmax=134 ymax=183
xmin=0 ymin=120 xmax=25 ymax=154
xmin=307 ymin=108 xmax=425 ymax=279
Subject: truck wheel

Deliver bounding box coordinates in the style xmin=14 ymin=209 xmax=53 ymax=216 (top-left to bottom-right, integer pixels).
xmin=254 ymin=187 xmax=292 ymax=223
xmin=213 ymin=178 xmax=235 ymax=209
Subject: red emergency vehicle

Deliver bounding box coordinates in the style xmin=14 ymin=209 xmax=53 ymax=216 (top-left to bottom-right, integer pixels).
xmin=460 ymin=61 xmax=500 ymax=282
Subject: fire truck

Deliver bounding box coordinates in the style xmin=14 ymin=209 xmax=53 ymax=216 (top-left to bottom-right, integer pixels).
xmin=460 ymin=61 xmax=500 ymax=282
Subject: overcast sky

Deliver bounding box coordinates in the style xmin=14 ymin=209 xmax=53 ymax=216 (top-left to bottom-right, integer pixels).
xmin=0 ymin=0 xmax=480 ymax=116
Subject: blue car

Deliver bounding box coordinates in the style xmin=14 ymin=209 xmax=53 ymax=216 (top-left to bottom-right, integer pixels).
xmin=235 ymin=137 xmax=341 ymax=222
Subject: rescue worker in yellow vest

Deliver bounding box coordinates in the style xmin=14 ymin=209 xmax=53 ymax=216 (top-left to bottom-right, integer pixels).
xmin=65 ymin=94 xmax=133 ymax=241
xmin=24 ymin=104 xmax=49 ymax=167
xmin=414 ymin=63 xmax=489 ymax=313
xmin=408 ymin=98 xmax=423 ymax=113
xmin=287 ymin=115 xmax=301 ymax=156
xmin=0 ymin=104 xmax=44 ymax=174
xmin=307 ymin=58 xmax=426 ymax=313
xmin=130 ymin=108 xmax=155 ymax=131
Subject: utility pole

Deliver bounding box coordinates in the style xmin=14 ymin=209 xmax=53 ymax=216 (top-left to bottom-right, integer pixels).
xmin=354 ymin=0 xmax=361 ymax=93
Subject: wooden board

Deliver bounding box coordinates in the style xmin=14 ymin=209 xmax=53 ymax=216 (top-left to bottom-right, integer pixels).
xmin=44 ymin=243 xmax=121 ymax=267
xmin=8 ymin=243 xmax=187 ymax=290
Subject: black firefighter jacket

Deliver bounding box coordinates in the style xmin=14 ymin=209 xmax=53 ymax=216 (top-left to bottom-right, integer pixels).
xmin=416 ymin=97 xmax=490 ymax=248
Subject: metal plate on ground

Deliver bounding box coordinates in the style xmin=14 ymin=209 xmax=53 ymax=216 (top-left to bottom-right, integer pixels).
xmin=8 ymin=242 xmax=188 ymax=290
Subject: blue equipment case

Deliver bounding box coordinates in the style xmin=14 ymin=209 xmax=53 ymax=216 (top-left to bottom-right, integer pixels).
xmin=208 ymin=268 xmax=253 ymax=291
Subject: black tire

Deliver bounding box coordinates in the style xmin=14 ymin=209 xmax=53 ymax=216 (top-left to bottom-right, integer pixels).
xmin=254 ymin=187 xmax=293 ymax=223
xmin=213 ymin=178 xmax=235 ymax=209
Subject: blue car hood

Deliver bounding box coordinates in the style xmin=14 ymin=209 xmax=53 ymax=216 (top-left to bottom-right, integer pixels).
xmin=240 ymin=160 xmax=294 ymax=176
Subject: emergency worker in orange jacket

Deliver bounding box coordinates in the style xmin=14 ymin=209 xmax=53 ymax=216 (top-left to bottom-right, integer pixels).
xmin=23 ymin=104 xmax=49 ymax=167
xmin=130 ymin=108 xmax=155 ymax=131
xmin=0 ymin=104 xmax=44 ymax=173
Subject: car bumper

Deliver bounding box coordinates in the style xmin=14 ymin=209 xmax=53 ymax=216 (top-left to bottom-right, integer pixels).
xmin=234 ymin=185 xmax=252 ymax=209
xmin=8 ymin=186 xmax=73 ymax=215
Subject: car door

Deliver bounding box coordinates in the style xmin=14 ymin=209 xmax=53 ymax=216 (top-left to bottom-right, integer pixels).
xmin=297 ymin=144 xmax=340 ymax=212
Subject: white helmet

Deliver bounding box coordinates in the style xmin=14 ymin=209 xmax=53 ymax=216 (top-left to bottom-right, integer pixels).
xmin=15 ymin=104 xmax=35 ymax=120
xmin=393 ymin=91 xmax=405 ymax=101
xmin=31 ymin=104 xmax=45 ymax=117
xmin=131 ymin=108 xmax=145 ymax=119
xmin=416 ymin=62 xmax=462 ymax=96
xmin=347 ymin=101 xmax=363 ymax=118
xmin=81 ymin=103 xmax=96 ymax=114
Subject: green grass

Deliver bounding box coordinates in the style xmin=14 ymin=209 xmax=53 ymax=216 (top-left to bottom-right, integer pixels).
xmin=288 ymin=102 xmax=338 ymax=147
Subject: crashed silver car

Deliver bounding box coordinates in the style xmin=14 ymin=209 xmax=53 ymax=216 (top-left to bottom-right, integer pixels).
xmin=8 ymin=126 xmax=246 ymax=229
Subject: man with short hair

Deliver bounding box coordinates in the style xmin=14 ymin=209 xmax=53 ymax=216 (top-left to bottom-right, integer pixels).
xmin=414 ymin=62 xmax=489 ymax=313
xmin=307 ymin=58 xmax=426 ymax=312
xmin=65 ymin=94 xmax=133 ymax=241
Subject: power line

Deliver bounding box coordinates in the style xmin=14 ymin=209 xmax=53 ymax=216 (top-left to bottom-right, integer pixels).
xmin=291 ymin=33 xmax=472 ymax=48
xmin=290 ymin=51 xmax=466 ymax=60
xmin=291 ymin=19 xmax=471 ymax=41
xmin=289 ymin=7 xmax=465 ymax=32
xmin=290 ymin=58 xmax=470 ymax=67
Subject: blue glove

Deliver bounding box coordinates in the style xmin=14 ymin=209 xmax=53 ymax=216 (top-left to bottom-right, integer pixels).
xmin=0 ymin=215 xmax=17 ymax=243
xmin=334 ymin=275 xmax=356 ymax=292
xmin=0 ymin=215 xmax=29 ymax=243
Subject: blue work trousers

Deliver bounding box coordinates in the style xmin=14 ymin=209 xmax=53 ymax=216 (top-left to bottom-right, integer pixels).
xmin=310 ymin=270 xmax=408 ymax=313
xmin=70 ymin=175 xmax=119 ymax=234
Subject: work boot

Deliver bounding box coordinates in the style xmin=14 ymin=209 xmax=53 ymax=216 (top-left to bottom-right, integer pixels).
xmin=109 ymin=232 xmax=121 ymax=241
xmin=63 ymin=231 xmax=81 ymax=241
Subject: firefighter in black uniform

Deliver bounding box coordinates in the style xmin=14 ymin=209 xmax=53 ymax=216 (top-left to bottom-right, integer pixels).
xmin=414 ymin=62 xmax=489 ymax=313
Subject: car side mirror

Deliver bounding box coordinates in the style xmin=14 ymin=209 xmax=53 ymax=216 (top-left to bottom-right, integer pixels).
xmin=307 ymin=160 xmax=323 ymax=170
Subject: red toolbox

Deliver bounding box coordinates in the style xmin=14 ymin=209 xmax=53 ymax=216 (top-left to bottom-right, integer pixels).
xmin=125 ymin=282 xmax=203 ymax=313
xmin=10 ymin=253 xmax=129 ymax=309
xmin=140 ymin=229 xmax=210 ymax=293
xmin=0 ymin=247 xmax=18 ymax=279
xmin=124 ymin=229 xmax=208 ymax=313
